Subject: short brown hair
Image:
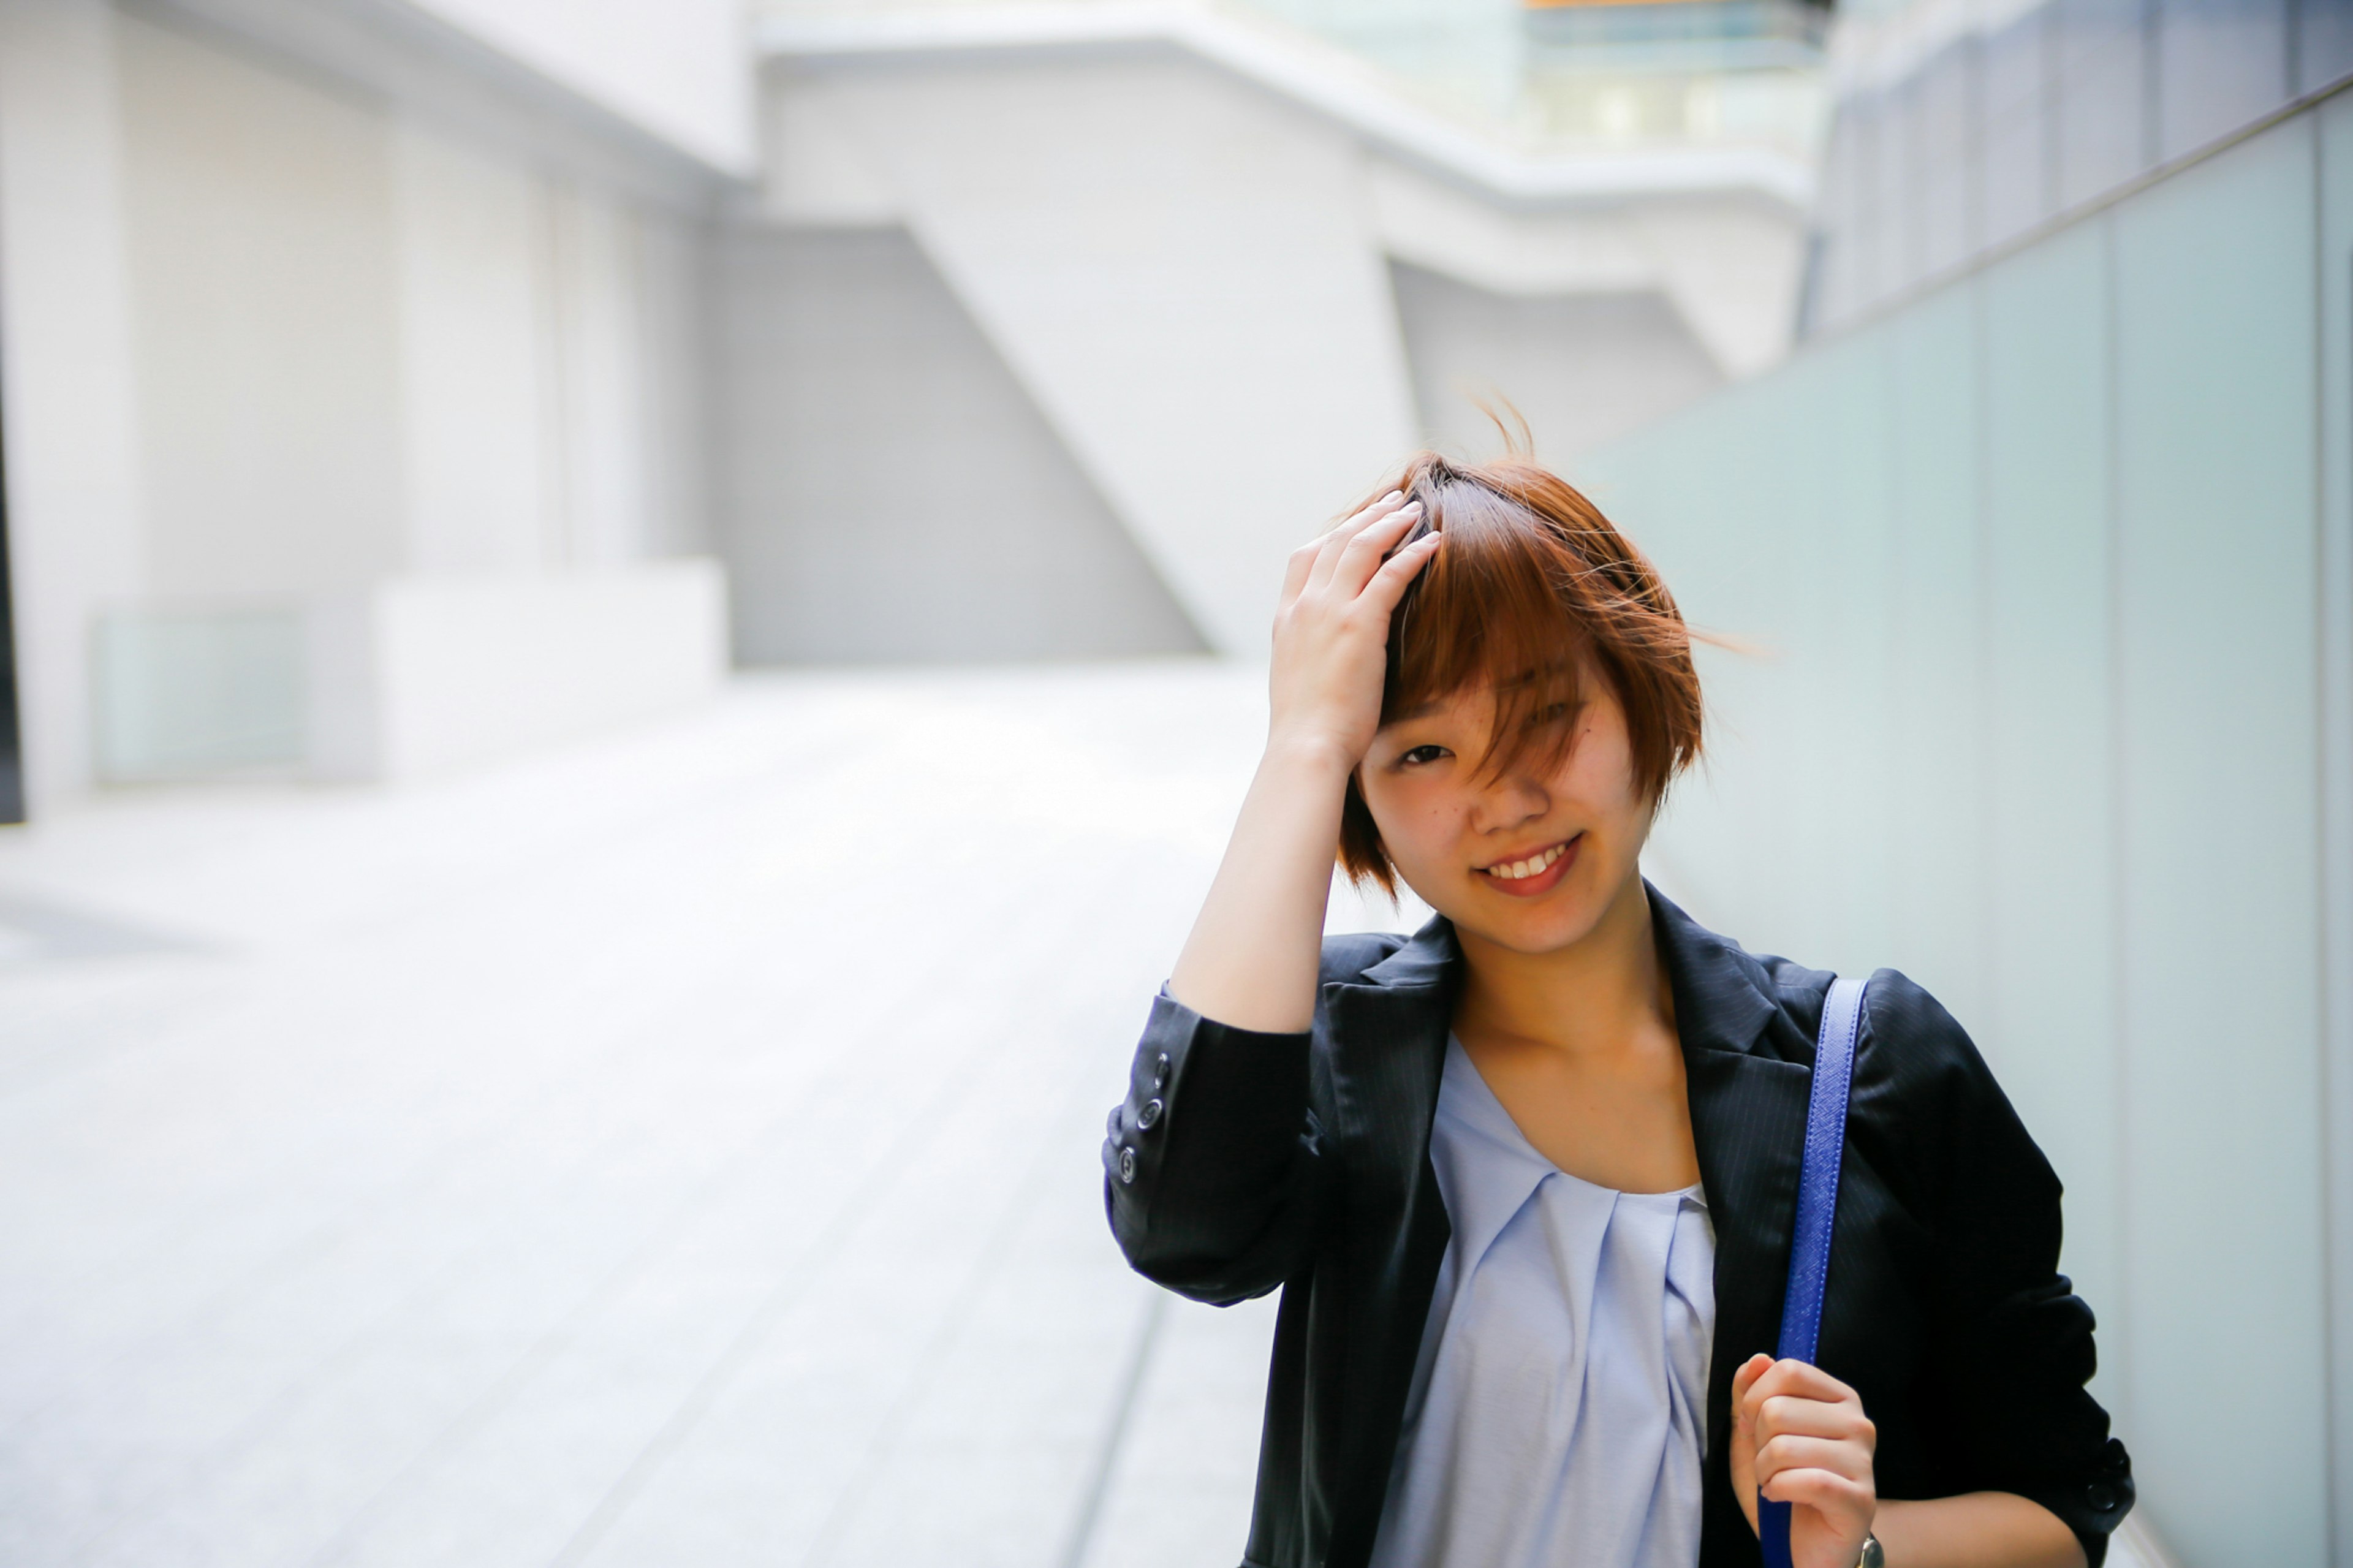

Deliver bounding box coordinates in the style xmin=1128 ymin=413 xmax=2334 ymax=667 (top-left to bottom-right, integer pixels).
xmin=1338 ymin=453 xmax=1703 ymax=894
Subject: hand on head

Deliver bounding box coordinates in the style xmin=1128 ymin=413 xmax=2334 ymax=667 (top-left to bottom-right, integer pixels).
xmin=1267 ymin=490 xmax=1441 ymax=768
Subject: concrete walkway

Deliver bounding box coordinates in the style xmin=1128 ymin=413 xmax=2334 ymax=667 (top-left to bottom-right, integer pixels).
xmin=0 ymin=661 xmax=2176 ymax=1568
xmin=0 ymin=663 xmax=1427 ymax=1568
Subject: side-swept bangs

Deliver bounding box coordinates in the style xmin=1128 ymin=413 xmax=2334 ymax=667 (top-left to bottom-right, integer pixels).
xmin=1338 ymin=453 xmax=1702 ymax=894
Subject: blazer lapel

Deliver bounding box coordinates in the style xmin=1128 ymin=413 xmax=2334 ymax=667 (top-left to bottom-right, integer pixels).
xmin=1319 ymin=915 xmax=1458 ymax=1562
xmin=1650 ymin=888 xmax=1816 ymax=1455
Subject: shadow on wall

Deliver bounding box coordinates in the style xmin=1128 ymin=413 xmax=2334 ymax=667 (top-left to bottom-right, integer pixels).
xmin=714 ymin=227 xmax=1208 ymax=665
xmin=1390 ymin=260 xmax=1726 ymax=467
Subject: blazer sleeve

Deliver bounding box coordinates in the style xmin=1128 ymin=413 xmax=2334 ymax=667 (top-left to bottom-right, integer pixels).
xmin=1101 ymin=990 xmax=1324 ymax=1307
xmin=1862 ymin=971 xmax=2136 ymax=1564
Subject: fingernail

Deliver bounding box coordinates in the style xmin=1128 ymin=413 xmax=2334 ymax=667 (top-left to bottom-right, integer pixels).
xmin=1384 ymin=490 xmax=1404 ymax=502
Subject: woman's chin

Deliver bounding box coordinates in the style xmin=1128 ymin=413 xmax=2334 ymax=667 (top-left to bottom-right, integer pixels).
xmin=1445 ymin=887 xmax=1608 ymax=957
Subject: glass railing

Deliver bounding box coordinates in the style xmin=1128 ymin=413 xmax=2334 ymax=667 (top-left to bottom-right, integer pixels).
xmin=1240 ymin=0 xmax=1831 ymax=157
xmin=757 ymin=0 xmax=1833 ymax=164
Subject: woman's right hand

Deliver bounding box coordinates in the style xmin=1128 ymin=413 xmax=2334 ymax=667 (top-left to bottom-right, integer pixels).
xmin=1267 ymin=491 xmax=1440 ymax=768
xmin=1165 ymin=490 xmax=1439 ymax=1031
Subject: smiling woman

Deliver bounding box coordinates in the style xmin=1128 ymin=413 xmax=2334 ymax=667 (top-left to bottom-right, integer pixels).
xmin=1338 ymin=453 xmax=1701 ymax=909
xmin=1101 ymin=454 xmax=2134 ymax=1568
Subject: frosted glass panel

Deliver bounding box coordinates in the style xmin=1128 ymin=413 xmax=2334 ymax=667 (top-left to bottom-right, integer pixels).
xmin=1790 ymin=339 xmax=1899 ymax=968
xmin=1588 ymin=100 xmax=2336 ymax=1566
xmin=93 ymin=606 xmax=306 ymax=781
xmin=2317 ymin=83 xmax=2353 ymax=1568
xmin=1977 ymin=219 xmax=2121 ymax=1385
xmin=2110 ymin=117 xmax=2323 ymax=1566
xmin=1884 ymin=290 xmax=1983 ymax=1014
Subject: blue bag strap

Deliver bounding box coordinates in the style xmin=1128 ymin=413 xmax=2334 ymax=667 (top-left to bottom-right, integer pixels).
xmin=1759 ymin=974 xmax=1866 ymax=1568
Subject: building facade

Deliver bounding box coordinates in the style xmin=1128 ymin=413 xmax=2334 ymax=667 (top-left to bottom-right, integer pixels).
xmin=0 ymin=0 xmax=1835 ymax=815
xmin=0 ymin=0 xmax=750 ymax=811
xmin=1809 ymin=0 xmax=2353 ymax=329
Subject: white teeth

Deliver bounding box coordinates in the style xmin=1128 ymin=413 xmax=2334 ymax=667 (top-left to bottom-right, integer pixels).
xmin=1486 ymin=843 xmax=1566 ymax=880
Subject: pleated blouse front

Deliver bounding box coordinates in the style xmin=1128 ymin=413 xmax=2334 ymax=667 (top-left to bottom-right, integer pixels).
xmin=1366 ymin=1036 xmax=1717 ymax=1568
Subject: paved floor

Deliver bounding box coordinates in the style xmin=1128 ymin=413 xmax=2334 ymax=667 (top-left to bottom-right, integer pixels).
xmin=0 ymin=662 xmax=1424 ymax=1568
xmin=0 ymin=661 xmax=2180 ymax=1568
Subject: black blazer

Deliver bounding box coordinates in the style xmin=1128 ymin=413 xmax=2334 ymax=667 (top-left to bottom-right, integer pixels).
xmin=1102 ymin=886 xmax=2132 ymax=1568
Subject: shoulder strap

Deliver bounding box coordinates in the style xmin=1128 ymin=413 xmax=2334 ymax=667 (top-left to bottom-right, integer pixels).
xmin=1776 ymin=974 xmax=1866 ymax=1362
xmin=1760 ymin=974 xmax=1866 ymax=1568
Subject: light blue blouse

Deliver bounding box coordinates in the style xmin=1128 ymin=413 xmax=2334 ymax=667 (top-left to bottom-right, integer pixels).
xmin=1366 ymin=1036 xmax=1716 ymax=1568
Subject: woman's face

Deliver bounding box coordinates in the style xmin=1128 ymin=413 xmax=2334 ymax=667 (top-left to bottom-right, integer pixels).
xmin=1357 ymin=676 xmax=1653 ymax=956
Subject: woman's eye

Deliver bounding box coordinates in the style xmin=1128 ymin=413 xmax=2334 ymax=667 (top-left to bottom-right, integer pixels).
xmin=1399 ymin=744 xmax=1450 ymax=767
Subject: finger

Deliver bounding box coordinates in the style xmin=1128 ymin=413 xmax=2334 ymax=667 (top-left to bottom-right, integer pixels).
xmin=1743 ymin=1359 xmax=1860 ymax=1422
xmin=1309 ymin=493 xmax=1404 ymax=591
xmin=1344 ymin=489 xmax=1409 ymax=531
xmin=1333 ymin=504 xmax=1425 ymax=598
xmin=1753 ymin=1433 xmax=1873 ymax=1486
xmin=1755 ymin=1392 xmax=1874 ymax=1445
xmin=1332 ymin=501 xmax=1423 ymax=594
xmin=1729 ymin=1353 xmax=1774 ymax=1418
xmin=1357 ymin=529 xmax=1441 ymax=614
xmin=1280 ymin=534 xmax=1327 ymax=605
xmin=1303 ymin=523 xmax=1355 ymax=594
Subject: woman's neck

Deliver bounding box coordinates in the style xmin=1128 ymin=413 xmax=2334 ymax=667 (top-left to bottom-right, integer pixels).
xmin=1453 ymin=871 xmax=1673 ymax=1067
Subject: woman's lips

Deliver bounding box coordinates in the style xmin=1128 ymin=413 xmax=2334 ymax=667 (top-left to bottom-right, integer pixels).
xmin=1477 ymin=835 xmax=1578 ymax=898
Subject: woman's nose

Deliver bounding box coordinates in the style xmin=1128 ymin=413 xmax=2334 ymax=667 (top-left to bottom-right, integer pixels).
xmin=1469 ymin=771 xmax=1549 ymax=830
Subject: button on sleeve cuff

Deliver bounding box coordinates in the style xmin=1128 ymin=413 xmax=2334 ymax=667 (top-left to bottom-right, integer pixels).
xmin=1102 ymin=990 xmax=1318 ymax=1305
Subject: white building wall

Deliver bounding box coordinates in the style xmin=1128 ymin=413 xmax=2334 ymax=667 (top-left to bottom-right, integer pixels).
xmin=1366 ymin=162 xmax=1806 ymax=382
xmin=783 ymin=58 xmax=1423 ymax=655
xmin=0 ymin=0 xmax=148 ymax=809
xmin=0 ymin=2 xmax=725 ymax=796
xmin=760 ymin=48 xmax=1813 ymax=656
xmin=116 ymin=12 xmax=409 ymax=599
xmin=396 ymin=121 xmax=710 ymax=579
xmin=394 ymin=125 xmax=553 ymax=577
xmin=635 ymin=211 xmax=714 ymax=561
xmin=407 ymin=0 xmax=756 ymax=177
xmin=545 ymin=180 xmax=652 ymax=568
xmin=311 ymin=559 xmax=727 ymax=780
xmin=714 ymin=224 xmax=1205 ymax=663
xmin=396 ymin=129 xmax=710 ymax=577
xmin=1390 ymin=262 xmax=1725 ymax=464
xmin=2 ymin=2 xmax=1821 ymax=794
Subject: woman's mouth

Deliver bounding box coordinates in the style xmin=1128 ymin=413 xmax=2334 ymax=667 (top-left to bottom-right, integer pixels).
xmin=1478 ymin=836 xmax=1578 ymax=898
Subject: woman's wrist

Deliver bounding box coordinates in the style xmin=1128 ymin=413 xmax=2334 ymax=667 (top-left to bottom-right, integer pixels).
xmin=1166 ymin=724 xmax=1358 ymax=1034
xmin=1868 ymin=1495 xmax=2085 ymax=1568
xmin=1260 ymin=726 xmax=1363 ymax=787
